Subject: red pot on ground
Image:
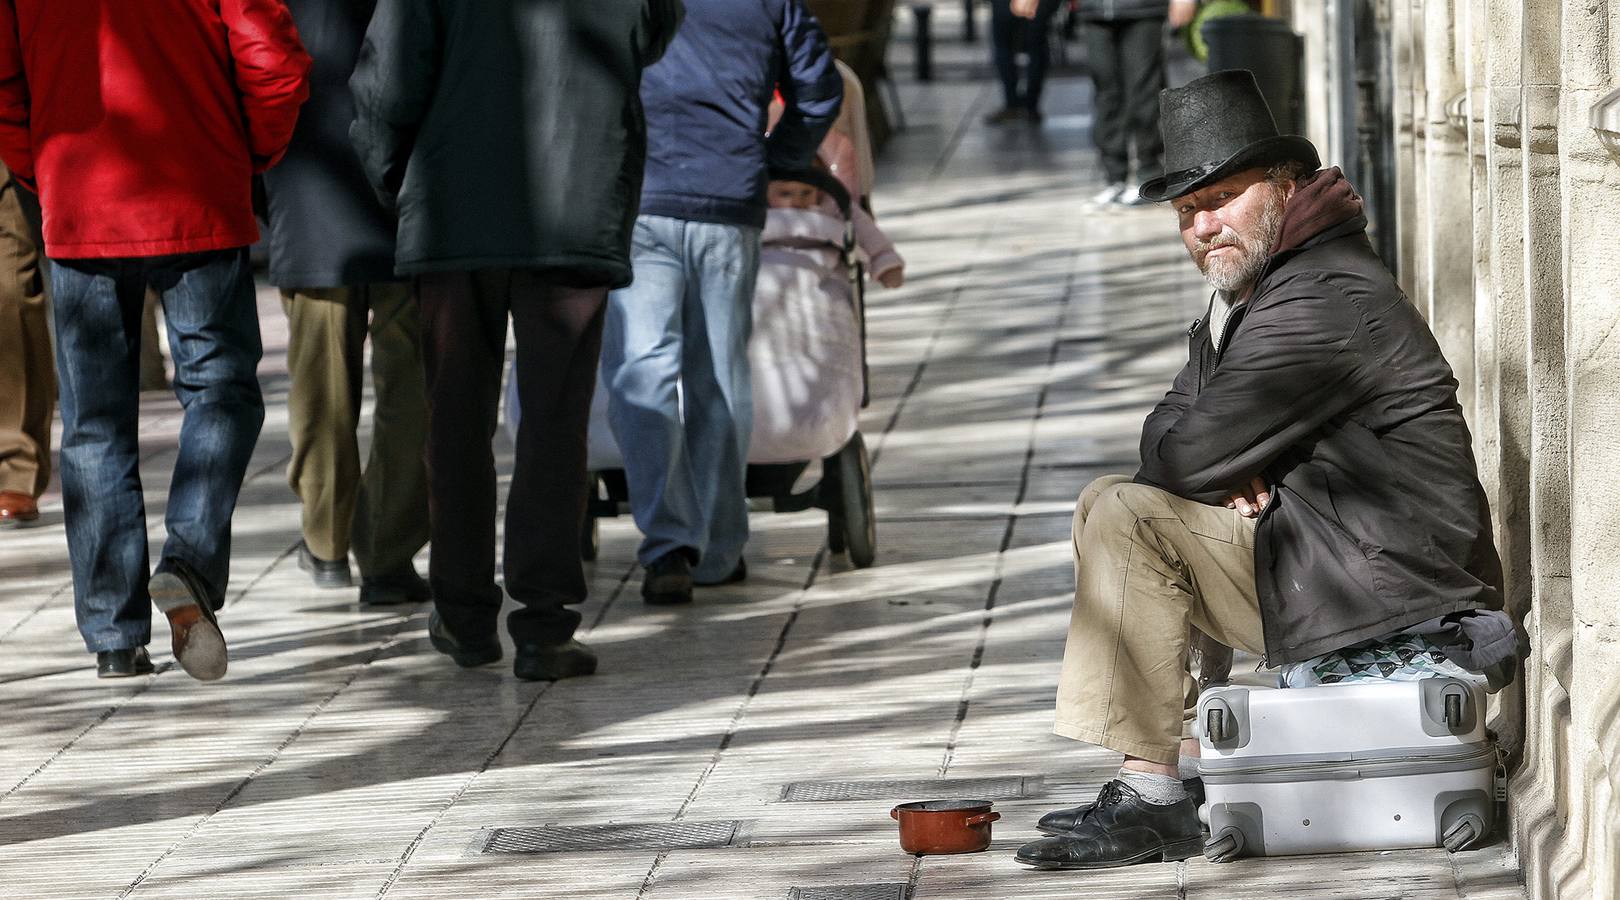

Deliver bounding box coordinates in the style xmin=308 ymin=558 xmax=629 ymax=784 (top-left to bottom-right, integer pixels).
xmin=890 ymin=799 xmax=1001 ymax=855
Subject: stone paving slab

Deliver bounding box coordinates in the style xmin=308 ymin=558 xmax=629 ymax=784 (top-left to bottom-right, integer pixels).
xmin=0 ymin=16 xmax=1525 ymax=900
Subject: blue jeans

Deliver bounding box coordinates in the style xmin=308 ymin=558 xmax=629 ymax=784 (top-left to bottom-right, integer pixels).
xmin=601 ymin=216 xmax=761 ymax=582
xmin=50 ymin=249 xmax=264 ymax=653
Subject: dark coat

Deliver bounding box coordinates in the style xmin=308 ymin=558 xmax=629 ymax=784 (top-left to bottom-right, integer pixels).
xmin=1136 ymin=216 xmax=1503 ymax=666
xmin=637 ymin=0 xmax=842 ymax=229
xmin=349 ymin=0 xmax=683 ymax=284
xmin=263 ymin=0 xmax=397 ymax=288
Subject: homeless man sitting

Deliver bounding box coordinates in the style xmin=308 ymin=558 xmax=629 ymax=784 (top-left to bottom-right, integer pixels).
xmin=1015 ymin=71 xmax=1522 ymax=871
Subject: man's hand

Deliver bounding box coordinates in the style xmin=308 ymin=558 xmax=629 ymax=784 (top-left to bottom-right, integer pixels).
xmin=1169 ymin=0 xmax=1197 ymax=29
xmin=1225 ymin=476 xmax=1271 ymax=518
xmin=1011 ymin=0 xmax=1041 ymax=19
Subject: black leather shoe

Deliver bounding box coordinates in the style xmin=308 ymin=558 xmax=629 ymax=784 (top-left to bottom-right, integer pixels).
xmin=641 ymin=552 xmax=693 ymax=605
xmin=296 ymin=540 xmax=352 ymax=589
xmin=1016 ymin=780 xmax=1204 ymax=869
xmin=1036 ymin=778 xmax=1205 ymax=835
xmin=513 ymin=639 xmax=598 ymax=681
xmin=149 ymin=558 xmax=228 ymax=681
xmin=695 ymin=558 xmax=747 ymax=587
xmin=427 ymin=610 xmax=502 ymax=667
xmin=360 ymin=567 xmax=432 ymax=606
xmin=97 ymin=647 xmax=155 ymax=678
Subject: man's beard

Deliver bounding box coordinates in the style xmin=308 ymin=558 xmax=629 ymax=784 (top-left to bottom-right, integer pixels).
xmin=1192 ymin=184 xmax=1287 ymax=293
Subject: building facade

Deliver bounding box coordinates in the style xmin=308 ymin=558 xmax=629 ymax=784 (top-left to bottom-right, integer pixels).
xmin=1287 ymin=0 xmax=1620 ymax=895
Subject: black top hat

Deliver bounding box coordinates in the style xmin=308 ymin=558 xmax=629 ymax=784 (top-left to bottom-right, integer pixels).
xmin=1138 ymin=70 xmax=1320 ymax=202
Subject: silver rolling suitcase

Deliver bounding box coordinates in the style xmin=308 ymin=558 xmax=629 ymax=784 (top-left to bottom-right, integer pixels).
xmin=1196 ymin=678 xmax=1503 ymax=861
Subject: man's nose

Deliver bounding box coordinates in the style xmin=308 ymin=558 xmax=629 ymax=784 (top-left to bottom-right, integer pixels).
xmin=1193 ymin=210 xmax=1223 ymax=240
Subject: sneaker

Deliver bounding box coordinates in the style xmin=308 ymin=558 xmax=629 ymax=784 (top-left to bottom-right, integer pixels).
xmin=1114 ymin=190 xmax=1155 ymax=208
xmin=149 ymin=558 xmax=228 ymax=681
xmin=641 ymin=552 xmax=694 ymax=605
xmin=1015 ymin=780 xmax=1203 ymax=869
xmin=296 ymin=540 xmax=353 ymax=589
xmin=1089 ymin=183 xmax=1127 ymax=206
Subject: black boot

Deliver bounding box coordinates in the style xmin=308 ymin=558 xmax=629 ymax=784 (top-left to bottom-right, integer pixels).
xmin=1016 ymin=780 xmax=1203 ymax=869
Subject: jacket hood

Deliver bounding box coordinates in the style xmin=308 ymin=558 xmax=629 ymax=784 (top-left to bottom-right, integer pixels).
xmin=1274 ymin=166 xmax=1364 ymax=256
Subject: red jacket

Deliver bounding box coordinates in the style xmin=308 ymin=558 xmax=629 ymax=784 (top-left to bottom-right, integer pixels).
xmin=0 ymin=1 xmax=310 ymax=259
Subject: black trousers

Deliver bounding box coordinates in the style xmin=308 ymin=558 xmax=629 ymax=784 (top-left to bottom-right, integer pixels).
xmin=1083 ymin=16 xmax=1167 ymax=184
xmin=417 ymin=268 xmax=607 ymax=645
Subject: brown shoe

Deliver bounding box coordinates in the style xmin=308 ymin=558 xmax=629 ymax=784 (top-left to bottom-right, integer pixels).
xmin=0 ymin=491 xmax=39 ymax=528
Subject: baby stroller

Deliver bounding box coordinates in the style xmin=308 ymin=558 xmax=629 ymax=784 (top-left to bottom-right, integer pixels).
xmin=517 ymin=62 xmax=880 ymax=569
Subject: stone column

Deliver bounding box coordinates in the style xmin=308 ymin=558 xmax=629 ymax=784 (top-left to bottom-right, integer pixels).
xmin=1420 ymin=0 xmax=1475 ymax=413
xmin=1558 ymin=0 xmax=1620 ymax=893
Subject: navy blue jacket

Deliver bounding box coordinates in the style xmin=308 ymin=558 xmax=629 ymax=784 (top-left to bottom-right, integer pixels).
xmin=638 ymin=0 xmax=843 ymax=229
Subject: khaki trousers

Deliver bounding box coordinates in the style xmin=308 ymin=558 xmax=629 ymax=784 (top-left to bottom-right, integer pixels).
xmin=282 ymin=284 xmax=429 ymax=575
xmin=0 ymin=167 xmax=51 ymax=497
xmin=1054 ymin=474 xmax=1265 ymax=764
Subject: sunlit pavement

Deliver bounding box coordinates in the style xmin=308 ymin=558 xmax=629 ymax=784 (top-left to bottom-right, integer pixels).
xmin=0 ymin=17 xmax=1526 ymax=900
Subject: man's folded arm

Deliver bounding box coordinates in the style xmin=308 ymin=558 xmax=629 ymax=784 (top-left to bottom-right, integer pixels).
xmin=349 ymin=0 xmax=442 ymax=209
xmin=1137 ymin=285 xmax=1366 ymax=505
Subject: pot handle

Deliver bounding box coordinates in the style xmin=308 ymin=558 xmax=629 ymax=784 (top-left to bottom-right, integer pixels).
xmin=890 ymin=807 xmax=901 ymax=821
xmin=965 ymin=811 xmax=1001 ymax=826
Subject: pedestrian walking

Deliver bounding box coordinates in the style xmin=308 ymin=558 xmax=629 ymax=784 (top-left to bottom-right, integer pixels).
xmin=601 ymin=0 xmax=842 ymax=605
xmin=265 ymin=0 xmax=431 ymax=607
xmin=0 ymin=0 xmax=311 ymax=680
xmin=1015 ymin=0 xmax=1180 ymax=204
xmin=350 ymin=0 xmax=683 ymax=680
xmin=0 ymin=158 xmax=48 ymax=529
xmin=986 ymin=0 xmax=1064 ymax=124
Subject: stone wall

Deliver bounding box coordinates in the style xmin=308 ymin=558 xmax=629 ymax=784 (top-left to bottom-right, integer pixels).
xmin=1291 ymin=0 xmax=1620 ymax=895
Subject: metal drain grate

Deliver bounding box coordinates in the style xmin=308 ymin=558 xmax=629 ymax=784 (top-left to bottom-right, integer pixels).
xmin=786 ymin=885 xmax=909 ymax=900
xmin=778 ymin=776 xmax=1035 ymax=802
xmin=476 ymin=820 xmax=743 ymax=854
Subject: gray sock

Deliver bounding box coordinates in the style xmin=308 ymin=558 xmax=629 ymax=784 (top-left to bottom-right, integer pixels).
xmin=1177 ymin=754 xmax=1201 ymax=781
xmin=1119 ymin=770 xmax=1190 ymax=806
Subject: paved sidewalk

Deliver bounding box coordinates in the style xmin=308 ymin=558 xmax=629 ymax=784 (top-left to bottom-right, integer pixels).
xmin=0 ymin=25 xmax=1526 ymax=900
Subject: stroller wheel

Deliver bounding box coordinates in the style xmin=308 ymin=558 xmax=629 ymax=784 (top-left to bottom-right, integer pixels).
xmin=834 ymin=433 xmax=876 ymax=568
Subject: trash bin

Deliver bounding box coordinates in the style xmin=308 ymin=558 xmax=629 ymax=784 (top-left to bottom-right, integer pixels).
xmin=1201 ymin=15 xmax=1305 ymax=136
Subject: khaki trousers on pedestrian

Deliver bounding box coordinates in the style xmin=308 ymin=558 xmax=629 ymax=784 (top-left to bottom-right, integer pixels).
xmin=282 ymin=284 xmax=429 ymax=576
xmin=0 ymin=167 xmax=52 ymax=498
xmin=1053 ymin=474 xmax=1265 ymax=765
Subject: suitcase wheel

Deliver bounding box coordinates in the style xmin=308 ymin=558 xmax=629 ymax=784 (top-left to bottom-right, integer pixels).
xmin=1442 ymin=813 xmax=1484 ymax=852
xmin=1444 ymin=692 xmax=1464 ymax=728
xmin=1205 ymin=828 xmax=1244 ymax=863
xmin=1205 ymin=707 xmax=1230 ymax=744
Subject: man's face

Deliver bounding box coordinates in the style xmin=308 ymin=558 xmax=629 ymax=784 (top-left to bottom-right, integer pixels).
xmin=767 ymin=180 xmax=819 ymax=210
xmin=1172 ymin=168 xmax=1293 ymax=294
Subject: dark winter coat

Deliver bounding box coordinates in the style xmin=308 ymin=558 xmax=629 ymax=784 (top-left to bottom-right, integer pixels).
xmin=1076 ymin=0 xmax=1170 ymax=23
xmin=263 ymin=0 xmax=397 ymax=288
xmin=1136 ymin=170 xmax=1503 ymax=666
xmin=349 ymin=0 xmax=683 ymax=284
xmin=0 ymin=0 xmax=310 ymax=259
xmin=638 ymin=0 xmax=842 ymax=229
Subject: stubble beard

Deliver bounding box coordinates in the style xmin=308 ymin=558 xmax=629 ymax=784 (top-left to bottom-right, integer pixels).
xmin=1194 ymin=184 xmax=1288 ymax=294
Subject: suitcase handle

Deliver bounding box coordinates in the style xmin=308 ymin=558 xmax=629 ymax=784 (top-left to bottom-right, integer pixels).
xmin=1444 ymin=692 xmax=1464 ymax=728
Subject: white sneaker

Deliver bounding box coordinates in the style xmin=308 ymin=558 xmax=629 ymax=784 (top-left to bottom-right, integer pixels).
xmin=1089 ymin=183 xmax=1126 ymax=206
xmin=1114 ymin=190 xmax=1154 ymax=207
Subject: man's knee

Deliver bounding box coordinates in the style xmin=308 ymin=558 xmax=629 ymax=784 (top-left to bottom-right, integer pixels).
xmin=1074 ymin=474 xmax=1134 ymax=537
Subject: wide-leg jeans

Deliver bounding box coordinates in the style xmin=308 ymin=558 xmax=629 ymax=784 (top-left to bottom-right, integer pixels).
xmin=600 ymin=215 xmax=762 ymax=583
